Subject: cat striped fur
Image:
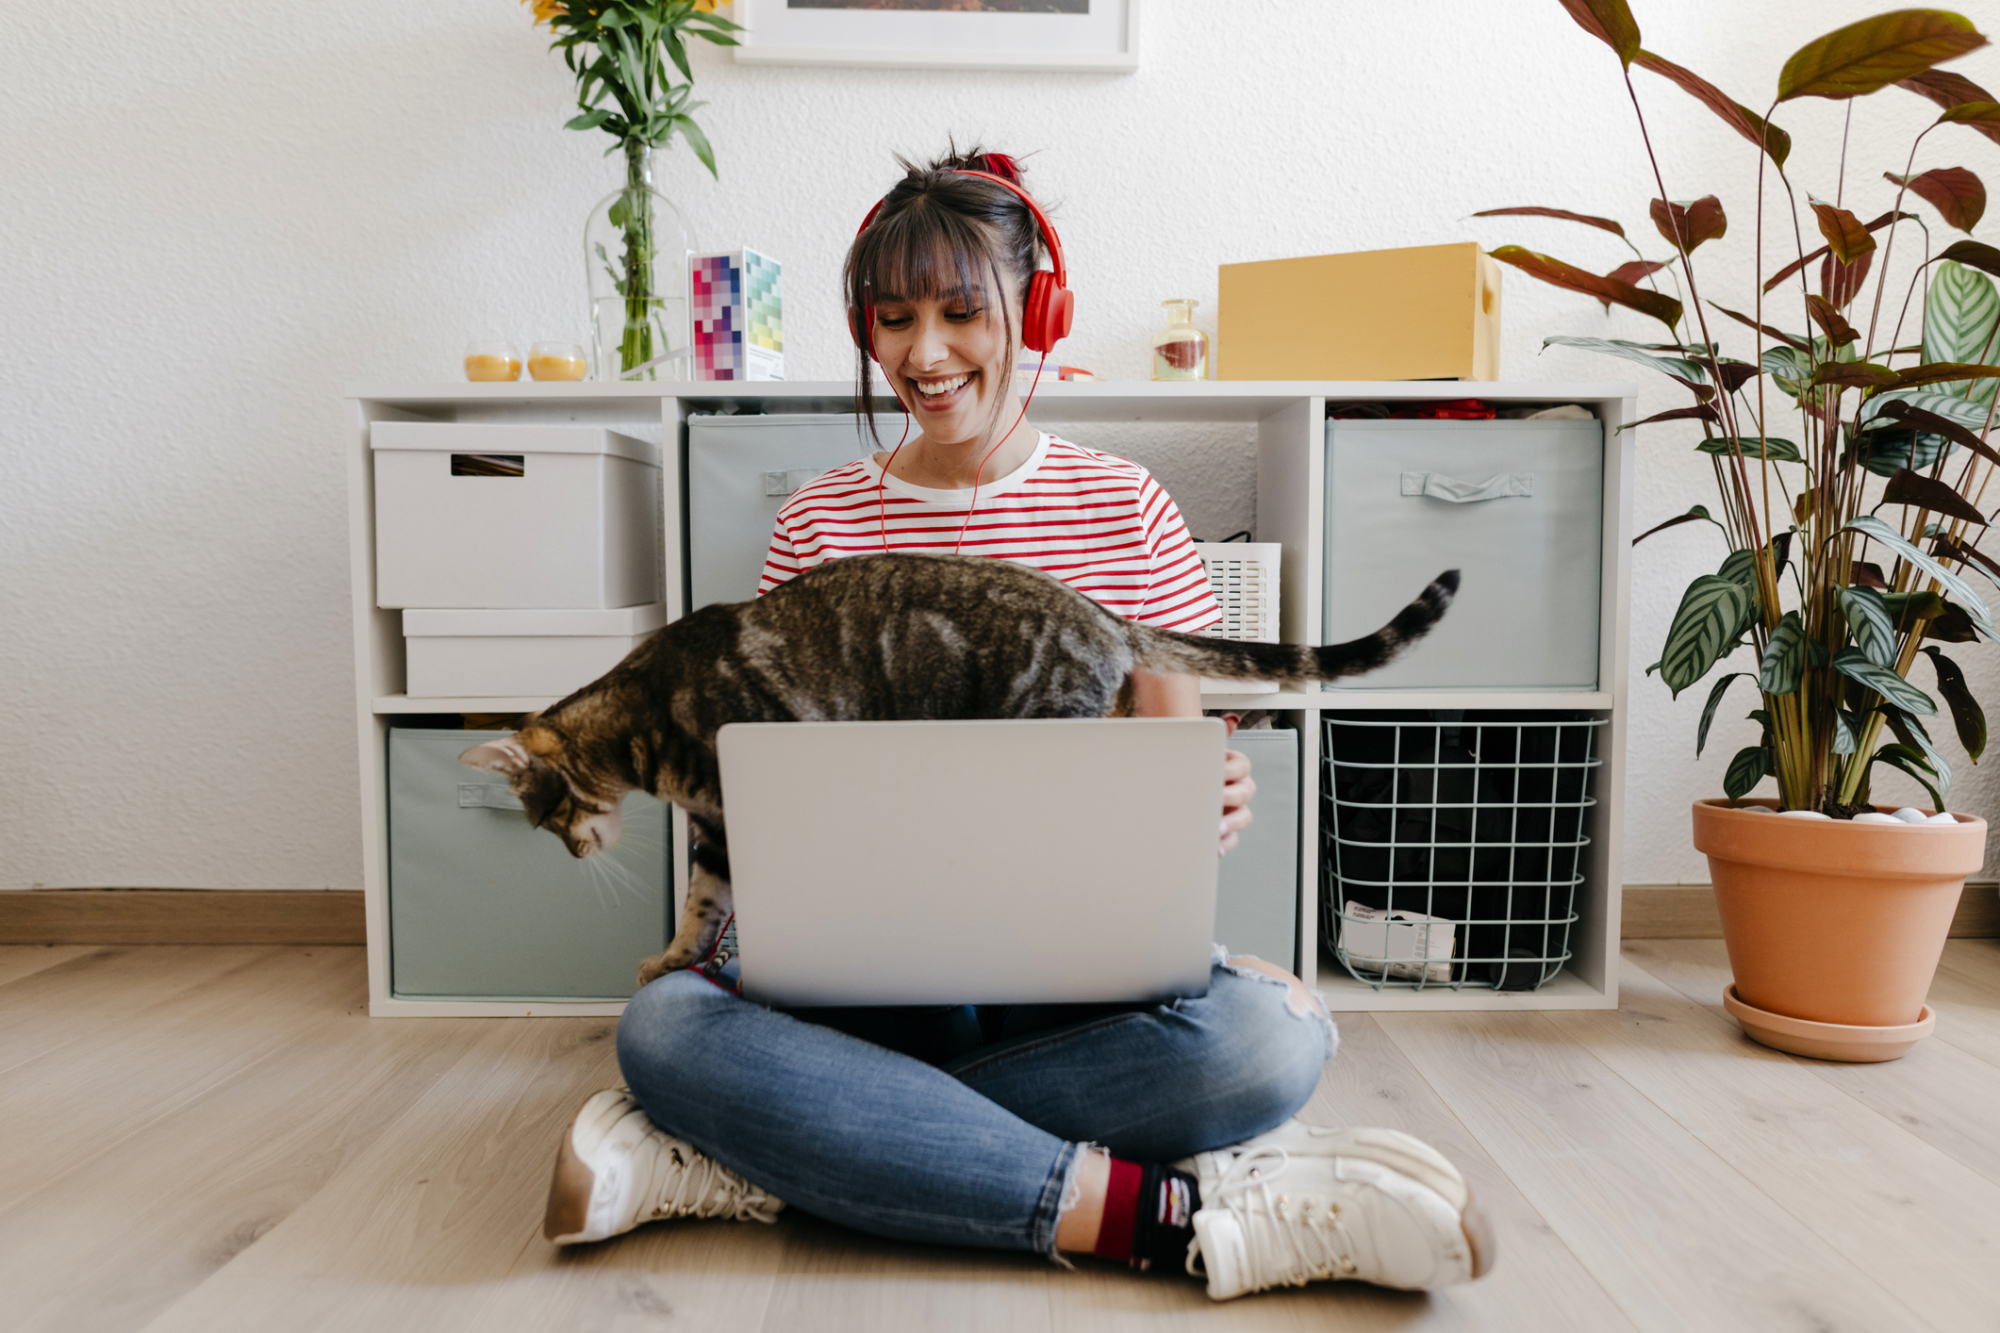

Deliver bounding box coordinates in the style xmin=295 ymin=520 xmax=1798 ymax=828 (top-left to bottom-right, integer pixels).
xmin=460 ymin=552 xmax=1457 ymax=982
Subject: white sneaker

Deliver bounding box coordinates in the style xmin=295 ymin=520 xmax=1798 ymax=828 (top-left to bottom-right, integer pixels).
xmin=1181 ymin=1122 xmax=1494 ymax=1299
xmin=543 ymin=1088 xmax=785 ymax=1245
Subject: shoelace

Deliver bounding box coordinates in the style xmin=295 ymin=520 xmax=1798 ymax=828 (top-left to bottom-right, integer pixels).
xmin=645 ymin=1134 xmax=774 ymax=1222
xmin=1195 ymin=1147 xmax=1362 ymax=1287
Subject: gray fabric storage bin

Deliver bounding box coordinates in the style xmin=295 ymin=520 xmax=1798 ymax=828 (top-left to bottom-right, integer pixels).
xmin=389 ymin=728 xmax=670 ymax=1000
xmin=1324 ymin=419 xmax=1603 ymax=689
xmin=686 ymin=413 xmax=894 ymax=609
xmin=1214 ymin=727 xmax=1299 ymax=968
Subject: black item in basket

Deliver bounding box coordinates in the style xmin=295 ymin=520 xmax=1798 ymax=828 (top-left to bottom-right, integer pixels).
xmin=1327 ymin=715 xmax=1592 ymax=986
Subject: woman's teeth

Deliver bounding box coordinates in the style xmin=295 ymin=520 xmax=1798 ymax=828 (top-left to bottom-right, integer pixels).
xmin=915 ymin=373 xmax=970 ymax=398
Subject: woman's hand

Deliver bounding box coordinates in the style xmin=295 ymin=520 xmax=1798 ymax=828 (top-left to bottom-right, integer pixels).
xmin=1129 ymin=667 xmax=1255 ymax=855
xmin=1220 ymin=741 xmax=1256 ymax=855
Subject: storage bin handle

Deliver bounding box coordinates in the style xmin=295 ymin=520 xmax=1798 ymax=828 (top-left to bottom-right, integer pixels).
xmin=1400 ymin=471 xmax=1534 ymax=503
xmin=458 ymin=782 xmax=525 ymax=812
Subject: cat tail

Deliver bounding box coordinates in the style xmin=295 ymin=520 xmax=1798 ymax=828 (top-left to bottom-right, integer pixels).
xmin=1128 ymin=570 xmax=1459 ymax=684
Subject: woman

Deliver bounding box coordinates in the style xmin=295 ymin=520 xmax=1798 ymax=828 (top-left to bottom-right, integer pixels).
xmin=544 ymin=149 xmax=1493 ymax=1301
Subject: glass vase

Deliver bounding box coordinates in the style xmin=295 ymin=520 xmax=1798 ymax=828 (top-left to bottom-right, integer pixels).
xmin=586 ymin=141 xmax=695 ymax=381
xmin=1151 ymin=299 xmax=1208 ymax=381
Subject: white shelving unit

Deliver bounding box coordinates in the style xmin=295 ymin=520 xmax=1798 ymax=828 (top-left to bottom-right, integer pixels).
xmin=347 ymin=379 xmax=1637 ymax=1016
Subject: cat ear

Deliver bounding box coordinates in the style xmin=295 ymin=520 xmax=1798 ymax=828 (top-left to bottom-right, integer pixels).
xmin=460 ymin=738 xmax=533 ymax=775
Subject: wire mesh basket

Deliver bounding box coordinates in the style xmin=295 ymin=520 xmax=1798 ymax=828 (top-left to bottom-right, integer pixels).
xmin=1322 ymin=711 xmax=1605 ymax=991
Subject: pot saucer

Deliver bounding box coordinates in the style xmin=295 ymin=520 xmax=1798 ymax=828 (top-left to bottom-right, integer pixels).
xmin=1723 ymin=984 xmax=1933 ymax=1063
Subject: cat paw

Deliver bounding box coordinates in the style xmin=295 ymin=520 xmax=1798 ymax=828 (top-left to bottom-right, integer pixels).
xmin=637 ymin=944 xmax=698 ymax=986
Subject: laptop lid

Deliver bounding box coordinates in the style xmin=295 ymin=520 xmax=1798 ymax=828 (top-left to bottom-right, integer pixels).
xmin=717 ymin=718 xmax=1226 ymax=1007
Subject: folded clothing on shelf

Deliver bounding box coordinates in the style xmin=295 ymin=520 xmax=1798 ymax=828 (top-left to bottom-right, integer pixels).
xmin=1337 ymin=902 xmax=1456 ymax=983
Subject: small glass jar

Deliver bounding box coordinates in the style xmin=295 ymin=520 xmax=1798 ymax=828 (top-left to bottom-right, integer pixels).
xmin=1151 ymin=299 xmax=1208 ymax=381
xmin=528 ymin=340 xmax=589 ymax=382
xmin=464 ymin=339 xmax=522 ymax=382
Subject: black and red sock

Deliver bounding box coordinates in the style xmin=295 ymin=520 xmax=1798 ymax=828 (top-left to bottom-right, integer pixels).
xmin=1092 ymin=1158 xmax=1201 ymax=1272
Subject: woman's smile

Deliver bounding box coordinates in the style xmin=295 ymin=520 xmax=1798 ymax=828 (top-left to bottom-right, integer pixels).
xmin=911 ymin=370 xmax=975 ymax=412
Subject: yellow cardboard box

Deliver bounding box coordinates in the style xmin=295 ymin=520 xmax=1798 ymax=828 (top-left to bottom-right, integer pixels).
xmin=1217 ymin=241 xmax=1501 ymax=381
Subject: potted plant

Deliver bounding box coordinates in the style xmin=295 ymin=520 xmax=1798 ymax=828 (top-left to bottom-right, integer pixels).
xmin=1483 ymin=2 xmax=2000 ymax=1060
xmin=526 ymin=0 xmax=739 ymax=380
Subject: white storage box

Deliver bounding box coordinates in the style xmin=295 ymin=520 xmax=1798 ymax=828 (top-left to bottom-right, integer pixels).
xmin=402 ymin=604 xmax=664 ymax=698
xmin=1194 ymin=542 xmax=1282 ymax=695
xmin=1324 ymin=419 xmax=1603 ymax=689
xmin=372 ymin=423 xmax=661 ymax=609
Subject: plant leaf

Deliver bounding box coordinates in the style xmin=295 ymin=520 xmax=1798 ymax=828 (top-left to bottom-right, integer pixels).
xmin=1698 ymin=672 xmax=1754 ymax=757
xmin=1891 ymin=361 xmax=2000 ymax=389
xmin=1846 ymin=513 xmax=1993 ymax=621
xmin=1758 ymin=612 xmax=1807 ymax=695
xmin=1716 ymin=360 xmax=1762 ymax=394
xmin=1814 ymin=361 xmax=1899 ymax=388
xmin=1886 ymin=167 xmax=1987 ymax=232
xmin=1839 ymin=585 xmax=1900 ymax=668
xmin=1883 ymin=707 xmax=1953 ymax=798
xmin=1887 ymin=588 xmax=1950 ymax=630
xmin=1927 ymin=602 xmax=1987 ymax=642
xmin=1650 ymin=195 xmax=1727 ymax=253
xmin=1558 ymin=0 xmax=1641 ymax=66
xmin=1660 ymin=575 xmax=1752 ymax=697
xmin=1881 ymin=467 xmax=1989 ymax=525
xmin=1621 ymin=404 xmax=1719 ymax=432
xmin=1836 ymin=707 xmax=1863 ymax=754
xmin=1900 ymin=67 xmax=1999 ymax=109
xmin=1923 ymin=645 xmax=1987 ymax=759
xmin=1805 ymin=294 xmax=1860 ymax=346
xmin=1810 ymin=198 xmax=1878 ymax=264
xmin=1874 ymin=743 xmax=1948 ymax=809
xmin=1940 ymin=99 xmax=2000 ymax=128
xmin=1933 ymin=531 xmax=2000 ymax=586
xmin=1823 ymin=249 xmax=1876 ymax=309
xmin=1598 ymin=259 xmax=1673 ymax=312
xmin=1764 ymin=210 xmax=1916 ymax=291
xmin=1908 ymin=73 xmax=2000 ymax=143
xmin=1777 ymin=11 xmax=1989 ymax=102
xmin=1873 ymin=396 xmax=2000 ymax=465
xmin=1543 ymin=334 xmax=1707 ymax=382
xmin=1635 ymin=503 xmax=1719 ymax=544
xmin=1938 ymin=239 xmax=2000 ymax=277
xmin=1536 ymin=334 xmax=1712 ymax=386
xmin=1709 ymin=301 xmax=1812 ymax=351
xmin=1493 ymin=248 xmax=1683 ymax=329
xmin=1471 ymin=206 xmax=1627 ymax=237
xmin=1607 ymin=258 xmax=1671 ymax=285
xmin=1854 ymin=560 xmax=1890 ymax=588
xmin=1922 ymin=260 xmax=2000 ymax=406
xmin=1696 ymin=436 xmax=1803 ymax=461
xmin=676 ymin=114 xmax=717 ymax=177
xmin=1635 ymin=50 xmax=1792 ymax=168
xmin=1724 ymin=745 xmax=1768 ymax=799
xmin=1833 ymin=647 xmax=1938 ymax=715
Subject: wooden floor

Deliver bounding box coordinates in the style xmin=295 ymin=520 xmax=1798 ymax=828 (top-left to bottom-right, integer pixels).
xmin=4 ymin=941 xmax=1999 ymax=1332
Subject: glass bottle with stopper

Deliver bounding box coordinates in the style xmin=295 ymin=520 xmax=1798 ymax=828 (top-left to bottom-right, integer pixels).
xmin=1151 ymin=299 xmax=1208 ymax=380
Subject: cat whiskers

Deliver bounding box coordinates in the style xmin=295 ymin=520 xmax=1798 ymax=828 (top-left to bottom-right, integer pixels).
xmin=578 ymin=844 xmax=656 ymax=911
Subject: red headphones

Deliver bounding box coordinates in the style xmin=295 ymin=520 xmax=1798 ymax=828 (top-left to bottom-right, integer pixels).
xmin=850 ymin=168 xmax=1074 ymax=354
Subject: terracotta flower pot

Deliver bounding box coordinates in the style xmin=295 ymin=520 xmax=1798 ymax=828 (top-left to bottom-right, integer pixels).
xmin=1690 ymin=798 xmax=1986 ymax=1061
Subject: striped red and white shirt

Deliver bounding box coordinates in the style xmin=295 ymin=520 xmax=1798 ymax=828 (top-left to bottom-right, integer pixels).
xmin=758 ymin=432 xmax=1222 ymax=633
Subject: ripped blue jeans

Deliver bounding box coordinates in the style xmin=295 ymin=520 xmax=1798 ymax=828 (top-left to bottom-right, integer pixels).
xmin=615 ymin=953 xmax=1336 ymax=1256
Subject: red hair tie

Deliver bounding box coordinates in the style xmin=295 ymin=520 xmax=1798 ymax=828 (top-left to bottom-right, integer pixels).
xmin=977 ymin=152 xmax=1023 ymax=184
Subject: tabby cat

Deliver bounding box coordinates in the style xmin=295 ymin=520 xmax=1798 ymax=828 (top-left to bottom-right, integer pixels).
xmin=461 ymin=552 xmax=1457 ymax=984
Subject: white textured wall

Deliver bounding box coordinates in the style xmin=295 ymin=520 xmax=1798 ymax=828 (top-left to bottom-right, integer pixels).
xmin=3 ymin=1 xmax=1997 ymax=889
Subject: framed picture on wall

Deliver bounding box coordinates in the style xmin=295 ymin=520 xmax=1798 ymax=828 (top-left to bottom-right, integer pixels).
xmin=730 ymin=0 xmax=1140 ymax=74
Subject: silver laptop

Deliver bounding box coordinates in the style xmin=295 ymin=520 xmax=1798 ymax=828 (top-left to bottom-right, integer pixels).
xmin=716 ymin=718 xmax=1227 ymax=1007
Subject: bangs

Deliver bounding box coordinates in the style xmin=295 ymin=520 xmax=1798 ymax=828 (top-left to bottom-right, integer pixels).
xmin=854 ymin=201 xmax=1005 ymax=307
